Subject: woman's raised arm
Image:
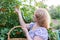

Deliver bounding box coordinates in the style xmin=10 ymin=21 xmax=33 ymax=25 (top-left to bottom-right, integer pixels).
xmin=15 ymin=8 xmax=30 ymax=29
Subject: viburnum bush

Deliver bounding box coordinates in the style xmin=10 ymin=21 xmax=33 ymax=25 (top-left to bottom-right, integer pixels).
xmin=0 ymin=0 xmax=35 ymax=26
xmin=0 ymin=0 xmax=21 ymax=40
xmin=0 ymin=0 xmax=21 ymax=26
xmin=0 ymin=0 xmax=35 ymax=40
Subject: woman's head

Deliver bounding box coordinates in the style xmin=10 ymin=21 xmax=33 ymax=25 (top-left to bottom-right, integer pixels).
xmin=33 ymin=8 xmax=51 ymax=29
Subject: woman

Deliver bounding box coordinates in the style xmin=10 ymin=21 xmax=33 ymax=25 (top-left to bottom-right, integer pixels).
xmin=15 ymin=8 xmax=51 ymax=40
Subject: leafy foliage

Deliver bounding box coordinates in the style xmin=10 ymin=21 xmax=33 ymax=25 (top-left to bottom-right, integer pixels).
xmin=0 ymin=0 xmax=35 ymax=40
xmin=0 ymin=0 xmax=20 ymax=26
xmin=21 ymin=5 xmax=35 ymax=23
xmin=48 ymin=28 xmax=58 ymax=40
xmin=10 ymin=28 xmax=26 ymax=38
xmin=35 ymin=2 xmax=47 ymax=8
xmin=49 ymin=5 xmax=60 ymax=19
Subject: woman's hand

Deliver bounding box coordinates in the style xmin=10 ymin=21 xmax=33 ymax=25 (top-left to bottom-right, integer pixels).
xmin=22 ymin=27 xmax=28 ymax=34
xmin=15 ymin=8 xmax=21 ymax=14
xmin=22 ymin=27 xmax=33 ymax=40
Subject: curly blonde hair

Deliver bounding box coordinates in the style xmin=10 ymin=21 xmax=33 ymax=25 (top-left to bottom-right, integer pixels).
xmin=34 ymin=8 xmax=51 ymax=29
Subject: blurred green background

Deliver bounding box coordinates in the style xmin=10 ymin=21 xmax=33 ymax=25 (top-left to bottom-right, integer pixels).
xmin=0 ymin=0 xmax=60 ymax=40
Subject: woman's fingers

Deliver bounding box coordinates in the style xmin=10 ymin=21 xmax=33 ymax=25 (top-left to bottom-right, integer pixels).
xmin=15 ymin=8 xmax=21 ymax=13
xmin=22 ymin=27 xmax=28 ymax=33
xmin=15 ymin=8 xmax=19 ymax=12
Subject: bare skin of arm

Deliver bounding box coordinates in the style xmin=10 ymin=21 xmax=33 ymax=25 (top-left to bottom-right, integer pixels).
xmin=15 ymin=8 xmax=29 ymax=29
xmin=34 ymin=36 xmax=43 ymax=40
